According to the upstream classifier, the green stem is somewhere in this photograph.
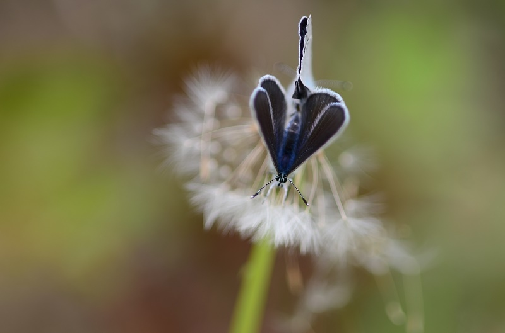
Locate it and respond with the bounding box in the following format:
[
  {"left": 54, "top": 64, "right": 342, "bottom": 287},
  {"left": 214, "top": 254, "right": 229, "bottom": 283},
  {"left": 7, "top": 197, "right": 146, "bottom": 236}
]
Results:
[{"left": 230, "top": 239, "right": 276, "bottom": 333}]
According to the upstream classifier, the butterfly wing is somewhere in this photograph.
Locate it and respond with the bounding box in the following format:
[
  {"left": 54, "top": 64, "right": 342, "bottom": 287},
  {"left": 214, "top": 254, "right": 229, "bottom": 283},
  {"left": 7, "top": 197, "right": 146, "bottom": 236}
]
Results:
[
  {"left": 299, "top": 88, "right": 343, "bottom": 139},
  {"left": 250, "top": 75, "right": 287, "bottom": 171},
  {"left": 286, "top": 90, "right": 349, "bottom": 174}
]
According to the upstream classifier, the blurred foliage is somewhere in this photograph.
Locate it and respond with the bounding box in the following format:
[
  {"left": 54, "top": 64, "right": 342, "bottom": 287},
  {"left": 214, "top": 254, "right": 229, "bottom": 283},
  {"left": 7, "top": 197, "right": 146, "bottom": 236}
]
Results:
[{"left": 1, "top": 0, "right": 505, "bottom": 332}]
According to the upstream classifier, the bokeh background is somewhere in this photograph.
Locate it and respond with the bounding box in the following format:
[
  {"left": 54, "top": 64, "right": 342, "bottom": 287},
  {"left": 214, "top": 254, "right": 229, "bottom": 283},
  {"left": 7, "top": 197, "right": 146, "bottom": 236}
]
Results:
[{"left": 1, "top": 0, "right": 505, "bottom": 332}]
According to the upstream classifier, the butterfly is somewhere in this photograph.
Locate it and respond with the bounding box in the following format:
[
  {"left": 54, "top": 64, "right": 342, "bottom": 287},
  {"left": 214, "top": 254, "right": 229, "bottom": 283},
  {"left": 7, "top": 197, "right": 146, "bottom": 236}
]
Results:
[{"left": 250, "top": 15, "right": 350, "bottom": 206}]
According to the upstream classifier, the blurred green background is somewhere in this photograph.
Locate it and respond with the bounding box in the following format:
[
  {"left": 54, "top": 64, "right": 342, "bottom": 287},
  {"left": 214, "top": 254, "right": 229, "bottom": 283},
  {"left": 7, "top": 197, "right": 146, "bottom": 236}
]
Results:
[{"left": 1, "top": 0, "right": 505, "bottom": 332}]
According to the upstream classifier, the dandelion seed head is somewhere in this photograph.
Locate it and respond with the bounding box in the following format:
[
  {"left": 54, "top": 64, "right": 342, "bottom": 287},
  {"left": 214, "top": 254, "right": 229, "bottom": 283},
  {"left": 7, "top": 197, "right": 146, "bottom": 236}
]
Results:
[
  {"left": 153, "top": 9, "right": 420, "bottom": 278},
  {"left": 156, "top": 14, "right": 423, "bottom": 331},
  {"left": 155, "top": 65, "right": 394, "bottom": 254}
]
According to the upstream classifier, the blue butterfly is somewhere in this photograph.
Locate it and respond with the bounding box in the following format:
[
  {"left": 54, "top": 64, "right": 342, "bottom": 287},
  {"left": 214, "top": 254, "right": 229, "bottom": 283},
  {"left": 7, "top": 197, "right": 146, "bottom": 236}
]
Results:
[{"left": 250, "top": 16, "right": 350, "bottom": 206}]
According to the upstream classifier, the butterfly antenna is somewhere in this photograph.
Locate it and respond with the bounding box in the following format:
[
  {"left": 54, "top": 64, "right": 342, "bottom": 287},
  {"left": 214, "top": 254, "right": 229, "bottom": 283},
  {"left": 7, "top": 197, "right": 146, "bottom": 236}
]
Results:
[
  {"left": 288, "top": 179, "right": 309, "bottom": 206},
  {"left": 251, "top": 178, "right": 276, "bottom": 199}
]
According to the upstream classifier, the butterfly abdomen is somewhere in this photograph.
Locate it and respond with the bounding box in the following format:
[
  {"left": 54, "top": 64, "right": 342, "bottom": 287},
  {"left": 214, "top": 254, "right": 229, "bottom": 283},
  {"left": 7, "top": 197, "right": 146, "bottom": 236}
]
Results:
[{"left": 277, "top": 113, "right": 302, "bottom": 173}]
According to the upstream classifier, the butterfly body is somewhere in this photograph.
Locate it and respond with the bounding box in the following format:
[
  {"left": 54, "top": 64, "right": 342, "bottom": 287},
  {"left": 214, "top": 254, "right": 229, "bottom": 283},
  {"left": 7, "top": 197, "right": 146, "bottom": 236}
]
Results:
[
  {"left": 250, "top": 16, "right": 349, "bottom": 206},
  {"left": 278, "top": 111, "right": 302, "bottom": 174}
]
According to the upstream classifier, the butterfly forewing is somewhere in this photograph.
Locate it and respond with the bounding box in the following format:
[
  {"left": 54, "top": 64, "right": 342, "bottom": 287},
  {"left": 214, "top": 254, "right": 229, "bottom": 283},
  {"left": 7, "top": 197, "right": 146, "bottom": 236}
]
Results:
[
  {"left": 288, "top": 97, "right": 348, "bottom": 174},
  {"left": 259, "top": 76, "right": 287, "bottom": 147},
  {"left": 250, "top": 76, "right": 288, "bottom": 171},
  {"left": 299, "top": 91, "right": 342, "bottom": 146}
]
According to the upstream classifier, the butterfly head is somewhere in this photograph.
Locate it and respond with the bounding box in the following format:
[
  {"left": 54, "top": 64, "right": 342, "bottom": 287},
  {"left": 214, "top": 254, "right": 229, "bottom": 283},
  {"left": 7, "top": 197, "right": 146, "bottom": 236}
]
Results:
[
  {"left": 275, "top": 173, "right": 288, "bottom": 186},
  {"left": 292, "top": 78, "right": 309, "bottom": 101}
]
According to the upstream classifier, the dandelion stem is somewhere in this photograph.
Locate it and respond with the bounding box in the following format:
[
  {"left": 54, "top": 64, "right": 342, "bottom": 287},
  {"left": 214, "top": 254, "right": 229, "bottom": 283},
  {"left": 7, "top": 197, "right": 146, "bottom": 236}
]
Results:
[{"left": 230, "top": 239, "right": 276, "bottom": 333}]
